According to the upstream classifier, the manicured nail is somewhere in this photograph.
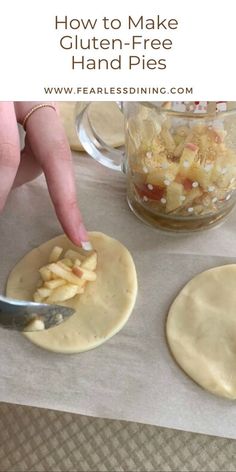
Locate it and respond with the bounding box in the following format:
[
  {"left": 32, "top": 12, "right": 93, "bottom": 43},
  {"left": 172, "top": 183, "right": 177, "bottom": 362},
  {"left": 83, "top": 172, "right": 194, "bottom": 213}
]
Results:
[
  {"left": 81, "top": 241, "right": 93, "bottom": 251},
  {"left": 79, "top": 223, "right": 93, "bottom": 251}
]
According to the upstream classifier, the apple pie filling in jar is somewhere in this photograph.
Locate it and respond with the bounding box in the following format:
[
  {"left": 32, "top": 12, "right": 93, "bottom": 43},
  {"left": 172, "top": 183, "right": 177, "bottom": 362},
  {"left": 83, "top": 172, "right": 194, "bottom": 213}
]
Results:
[{"left": 126, "top": 102, "right": 236, "bottom": 231}]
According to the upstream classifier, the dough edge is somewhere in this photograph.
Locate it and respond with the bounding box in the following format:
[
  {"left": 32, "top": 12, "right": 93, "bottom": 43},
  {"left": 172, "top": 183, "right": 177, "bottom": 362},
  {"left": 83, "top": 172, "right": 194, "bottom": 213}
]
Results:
[
  {"left": 6, "top": 232, "right": 138, "bottom": 354},
  {"left": 166, "top": 264, "right": 236, "bottom": 400}
]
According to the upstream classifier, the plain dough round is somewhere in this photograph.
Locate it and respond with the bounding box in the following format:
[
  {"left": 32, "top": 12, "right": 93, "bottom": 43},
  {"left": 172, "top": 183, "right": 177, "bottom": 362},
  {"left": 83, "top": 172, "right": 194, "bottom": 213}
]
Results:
[
  {"left": 6, "top": 232, "right": 137, "bottom": 354},
  {"left": 166, "top": 265, "right": 236, "bottom": 399},
  {"left": 58, "top": 102, "right": 124, "bottom": 151}
]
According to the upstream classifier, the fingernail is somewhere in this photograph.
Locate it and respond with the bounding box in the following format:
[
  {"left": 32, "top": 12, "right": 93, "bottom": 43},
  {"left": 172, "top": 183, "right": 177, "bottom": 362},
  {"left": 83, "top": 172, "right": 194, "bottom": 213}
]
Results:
[
  {"left": 79, "top": 223, "right": 93, "bottom": 251},
  {"left": 81, "top": 241, "right": 93, "bottom": 251}
]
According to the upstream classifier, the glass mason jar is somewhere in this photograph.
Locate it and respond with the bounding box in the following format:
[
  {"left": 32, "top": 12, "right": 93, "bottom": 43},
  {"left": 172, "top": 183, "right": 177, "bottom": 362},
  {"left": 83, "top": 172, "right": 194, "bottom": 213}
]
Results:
[{"left": 76, "top": 101, "right": 236, "bottom": 231}]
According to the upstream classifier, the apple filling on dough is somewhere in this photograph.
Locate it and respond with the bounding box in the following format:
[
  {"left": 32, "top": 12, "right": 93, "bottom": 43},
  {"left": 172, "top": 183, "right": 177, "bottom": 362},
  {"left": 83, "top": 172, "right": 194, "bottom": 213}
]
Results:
[
  {"left": 34, "top": 246, "right": 97, "bottom": 304},
  {"left": 6, "top": 232, "right": 138, "bottom": 353}
]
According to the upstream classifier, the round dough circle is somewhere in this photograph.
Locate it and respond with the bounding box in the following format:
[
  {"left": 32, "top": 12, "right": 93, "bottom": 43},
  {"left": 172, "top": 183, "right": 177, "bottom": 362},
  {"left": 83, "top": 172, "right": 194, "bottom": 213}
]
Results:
[
  {"left": 6, "top": 232, "right": 137, "bottom": 354},
  {"left": 166, "top": 265, "right": 236, "bottom": 399},
  {"left": 58, "top": 102, "right": 124, "bottom": 151}
]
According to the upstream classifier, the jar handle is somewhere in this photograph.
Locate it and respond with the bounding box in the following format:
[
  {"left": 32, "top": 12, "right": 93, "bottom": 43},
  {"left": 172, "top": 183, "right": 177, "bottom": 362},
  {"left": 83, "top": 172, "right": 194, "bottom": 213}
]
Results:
[{"left": 75, "top": 103, "right": 125, "bottom": 172}]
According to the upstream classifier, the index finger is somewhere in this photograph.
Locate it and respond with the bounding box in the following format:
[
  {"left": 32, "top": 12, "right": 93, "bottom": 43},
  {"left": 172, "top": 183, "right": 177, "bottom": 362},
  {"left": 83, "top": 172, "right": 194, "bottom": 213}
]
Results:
[
  {"left": 0, "top": 102, "right": 20, "bottom": 211},
  {"left": 18, "top": 104, "right": 90, "bottom": 247}
]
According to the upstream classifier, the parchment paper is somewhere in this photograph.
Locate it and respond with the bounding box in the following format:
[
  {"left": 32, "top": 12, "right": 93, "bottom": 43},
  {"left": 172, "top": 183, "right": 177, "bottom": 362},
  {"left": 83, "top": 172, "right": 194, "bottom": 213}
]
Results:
[{"left": 1, "top": 153, "right": 236, "bottom": 439}]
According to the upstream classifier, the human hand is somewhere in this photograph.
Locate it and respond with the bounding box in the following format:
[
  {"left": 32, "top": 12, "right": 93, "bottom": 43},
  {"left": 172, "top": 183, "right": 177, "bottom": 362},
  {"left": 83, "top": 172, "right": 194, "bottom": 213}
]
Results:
[{"left": 0, "top": 101, "right": 91, "bottom": 249}]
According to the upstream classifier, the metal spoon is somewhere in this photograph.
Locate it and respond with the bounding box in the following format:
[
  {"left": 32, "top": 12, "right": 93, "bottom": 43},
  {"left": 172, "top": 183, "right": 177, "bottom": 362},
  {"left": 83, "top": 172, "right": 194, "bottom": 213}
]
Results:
[{"left": 0, "top": 295, "right": 75, "bottom": 332}]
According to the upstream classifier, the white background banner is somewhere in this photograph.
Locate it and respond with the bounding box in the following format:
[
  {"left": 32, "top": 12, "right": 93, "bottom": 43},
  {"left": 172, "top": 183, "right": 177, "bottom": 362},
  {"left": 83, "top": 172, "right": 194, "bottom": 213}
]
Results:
[{"left": 0, "top": 0, "right": 235, "bottom": 100}]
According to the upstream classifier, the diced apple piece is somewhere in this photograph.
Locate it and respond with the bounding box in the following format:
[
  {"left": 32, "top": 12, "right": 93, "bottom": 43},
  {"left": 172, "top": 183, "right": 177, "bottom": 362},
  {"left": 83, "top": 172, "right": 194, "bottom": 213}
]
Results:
[
  {"left": 146, "top": 170, "right": 165, "bottom": 187},
  {"left": 191, "top": 124, "right": 207, "bottom": 135},
  {"left": 175, "top": 126, "right": 189, "bottom": 137},
  {"left": 146, "top": 163, "right": 178, "bottom": 187},
  {"left": 52, "top": 273, "right": 60, "bottom": 280},
  {"left": 166, "top": 182, "right": 185, "bottom": 212},
  {"left": 74, "top": 259, "right": 81, "bottom": 267},
  {"left": 174, "top": 131, "right": 195, "bottom": 158},
  {"left": 45, "top": 279, "right": 66, "bottom": 289},
  {"left": 199, "top": 133, "right": 210, "bottom": 145},
  {"left": 60, "top": 258, "right": 73, "bottom": 268},
  {"left": 48, "top": 246, "right": 63, "bottom": 263},
  {"left": 173, "top": 134, "right": 184, "bottom": 146},
  {"left": 39, "top": 266, "right": 52, "bottom": 282},
  {"left": 211, "top": 151, "right": 236, "bottom": 185},
  {"left": 198, "top": 134, "right": 219, "bottom": 160},
  {"left": 187, "top": 163, "right": 213, "bottom": 189},
  {"left": 48, "top": 263, "right": 85, "bottom": 286},
  {"left": 185, "top": 143, "right": 198, "bottom": 152},
  {"left": 216, "top": 171, "right": 236, "bottom": 189},
  {"left": 143, "top": 148, "right": 167, "bottom": 171},
  {"left": 141, "top": 119, "right": 156, "bottom": 142},
  {"left": 193, "top": 205, "right": 204, "bottom": 215},
  {"left": 181, "top": 178, "right": 194, "bottom": 191},
  {"left": 160, "top": 128, "right": 175, "bottom": 153},
  {"left": 213, "top": 188, "right": 228, "bottom": 201},
  {"left": 72, "top": 266, "right": 97, "bottom": 282},
  {"left": 46, "top": 284, "right": 80, "bottom": 303},
  {"left": 169, "top": 163, "right": 181, "bottom": 180},
  {"left": 57, "top": 261, "right": 72, "bottom": 272},
  {"left": 25, "top": 318, "right": 45, "bottom": 332},
  {"left": 184, "top": 188, "right": 202, "bottom": 206},
  {"left": 33, "top": 293, "right": 43, "bottom": 303},
  {"left": 81, "top": 252, "right": 97, "bottom": 271},
  {"left": 64, "top": 249, "right": 85, "bottom": 262},
  {"left": 174, "top": 140, "right": 186, "bottom": 158},
  {"left": 152, "top": 154, "right": 169, "bottom": 169},
  {"left": 212, "top": 159, "right": 228, "bottom": 181},
  {"left": 78, "top": 286, "right": 85, "bottom": 294},
  {"left": 179, "top": 145, "right": 198, "bottom": 176},
  {"left": 202, "top": 195, "right": 213, "bottom": 208},
  {"left": 37, "top": 287, "right": 52, "bottom": 298}
]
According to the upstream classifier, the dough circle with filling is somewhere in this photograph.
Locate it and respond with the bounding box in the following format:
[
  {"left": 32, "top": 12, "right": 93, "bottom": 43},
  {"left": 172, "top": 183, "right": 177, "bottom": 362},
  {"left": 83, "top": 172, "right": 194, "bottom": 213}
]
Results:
[
  {"left": 6, "top": 232, "right": 137, "bottom": 354},
  {"left": 166, "top": 264, "right": 236, "bottom": 399}
]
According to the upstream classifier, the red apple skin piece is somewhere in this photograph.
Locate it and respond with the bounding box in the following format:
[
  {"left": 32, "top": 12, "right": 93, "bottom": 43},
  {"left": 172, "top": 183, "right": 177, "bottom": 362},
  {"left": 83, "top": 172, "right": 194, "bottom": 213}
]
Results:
[
  {"left": 185, "top": 143, "right": 199, "bottom": 152},
  {"left": 72, "top": 266, "right": 96, "bottom": 282},
  {"left": 182, "top": 178, "right": 194, "bottom": 192},
  {"left": 72, "top": 266, "right": 83, "bottom": 278},
  {"left": 135, "top": 184, "right": 165, "bottom": 201}
]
